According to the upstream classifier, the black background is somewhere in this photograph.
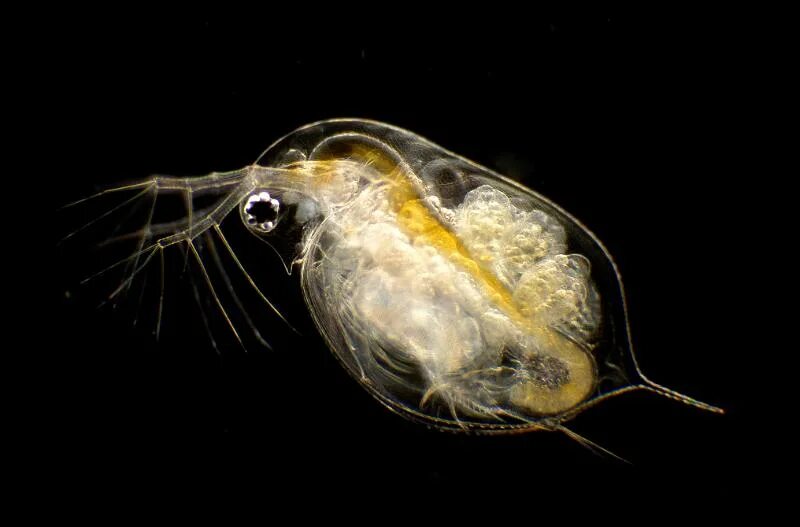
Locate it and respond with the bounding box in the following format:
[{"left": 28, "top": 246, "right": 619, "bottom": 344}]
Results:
[{"left": 38, "top": 11, "right": 753, "bottom": 509}]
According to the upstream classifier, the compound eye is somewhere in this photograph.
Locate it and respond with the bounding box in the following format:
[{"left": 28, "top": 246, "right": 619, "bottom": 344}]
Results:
[{"left": 243, "top": 191, "right": 281, "bottom": 233}]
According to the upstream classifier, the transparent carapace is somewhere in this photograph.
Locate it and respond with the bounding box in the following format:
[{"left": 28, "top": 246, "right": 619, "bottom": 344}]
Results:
[{"left": 62, "top": 118, "right": 723, "bottom": 450}]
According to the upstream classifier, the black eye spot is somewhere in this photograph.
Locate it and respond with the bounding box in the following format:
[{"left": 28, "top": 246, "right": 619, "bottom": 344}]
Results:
[{"left": 245, "top": 200, "right": 279, "bottom": 225}]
